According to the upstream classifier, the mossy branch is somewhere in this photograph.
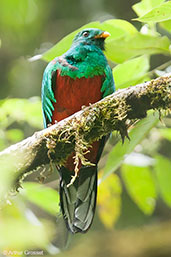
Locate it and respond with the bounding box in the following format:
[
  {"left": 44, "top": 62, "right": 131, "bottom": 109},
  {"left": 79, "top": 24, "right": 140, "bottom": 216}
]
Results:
[{"left": 0, "top": 74, "right": 170, "bottom": 188}]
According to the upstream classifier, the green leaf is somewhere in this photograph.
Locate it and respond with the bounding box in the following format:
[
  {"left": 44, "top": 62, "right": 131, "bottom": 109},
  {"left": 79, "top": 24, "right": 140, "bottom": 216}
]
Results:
[
  {"left": 6, "top": 129, "right": 24, "bottom": 143},
  {"left": 0, "top": 218, "right": 53, "bottom": 249},
  {"left": 41, "top": 20, "right": 169, "bottom": 64},
  {"left": 106, "top": 32, "right": 170, "bottom": 63},
  {"left": 97, "top": 173, "right": 122, "bottom": 228},
  {"left": 41, "top": 19, "right": 137, "bottom": 62},
  {"left": 21, "top": 182, "right": 60, "bottom": 215},
  {"left": 40, "top": 19, "right": 169, "bottom": 64},
  {"left": 103, "top": 112, "right": 159, "bottom": 180},
  {"left": 0, "top": 191, "right": 54, "bottom": 250},
  {"left": 0, "top": 98, "right": 42, "bottom": 128},
  {"left": 160, "top": 20, "right": 171, "bottom": 33},
  {"left": 102, "top": 19, "right": 137, "bottom": 38},
  {"left": 159, "top": 128, "right": 171, "bottom": 141},
  {"left": 113, "top": 55, "right": 150, "bottom": 89},
  {"left": 132, "top": 0, "right": 165, "bottom": 17},
  {"left": 155, "top": 155, "right": 171, "bottom": 207},
  {"left": 135, "top": 2, "right": 171, "bottom": 23},
  {"left": 122, "top": 164, "right": 156, "bottom": 214}
]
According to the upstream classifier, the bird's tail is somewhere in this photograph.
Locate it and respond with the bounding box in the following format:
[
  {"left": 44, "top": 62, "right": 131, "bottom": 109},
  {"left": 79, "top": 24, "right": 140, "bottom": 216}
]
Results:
[{"left": 59, "top": 165, "right": 97, "bottom": 233}]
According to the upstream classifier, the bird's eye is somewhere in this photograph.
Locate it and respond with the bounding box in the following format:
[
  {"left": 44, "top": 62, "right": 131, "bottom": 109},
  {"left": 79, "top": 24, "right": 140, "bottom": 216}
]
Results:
[{"left": 83, "top": 31, "right": 89, "bottom": 37}]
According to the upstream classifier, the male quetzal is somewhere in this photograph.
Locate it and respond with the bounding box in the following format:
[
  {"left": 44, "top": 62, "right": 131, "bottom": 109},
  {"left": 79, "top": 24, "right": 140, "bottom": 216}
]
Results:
[{"left": 41, "top": 28, "right": 115, "bottom": 233}]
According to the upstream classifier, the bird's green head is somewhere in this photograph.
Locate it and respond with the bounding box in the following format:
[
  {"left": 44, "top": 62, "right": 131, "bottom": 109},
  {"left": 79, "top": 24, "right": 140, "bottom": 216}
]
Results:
[{"left": 73, "top": 28, "right": 110, "bottom": 50}]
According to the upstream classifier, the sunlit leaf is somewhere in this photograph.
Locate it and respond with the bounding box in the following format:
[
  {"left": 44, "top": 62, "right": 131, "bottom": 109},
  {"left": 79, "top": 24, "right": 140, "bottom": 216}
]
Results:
[
  {"left": 132, "top": 0, "right": 165, "bottom": 17},
  {"left": 97, "top": 172, "right": 122, "bottom": 228},
  {"left": 21, "top": 182, "right": 60, "bottom": 215},
  {"left": 135, "top": 2, "right": 171, "bottom": 23},
  {"left": 42, "top": 22, "right": 170, "bottom": 64},
  {"left": 159, "top": 128, "right": 171, "bottom": 141},
  {"left": 0, "top": 218, "right": 53, "bottom": 249},
  {"left": 0, "top": 98, "right": 42, "bottom": 128},
  {"left": 113, "top": 55, "right": 150, "bottom": 89},
  {"left": 155, "top": 155, "right": 171, "bottom": 207},
  {"left": 160, "top": 20, "right": 171, "bottom": 32},
  {"left": 102, "top": 112, "right": 159, "bottom": 180},
  {"left": 0, "top": 183, "right": 54, "bottom": 251},
  {"left": 122, "top": 164, "right": 156, "bottom": 214},
  {"left": 41, "top": 19, "right": 137, "bottom": 62},
  {"left": 132, "top": 74, "right": 151, "bottom": 88},
  {"left": 102, "top": 19, "right": 137, "bottom": 37},
  {"left": 106, "top": 33, "right": 170, "bottom": 63},
  {"left": 6, "top": 129, "right": 24, "bottom": 143}
]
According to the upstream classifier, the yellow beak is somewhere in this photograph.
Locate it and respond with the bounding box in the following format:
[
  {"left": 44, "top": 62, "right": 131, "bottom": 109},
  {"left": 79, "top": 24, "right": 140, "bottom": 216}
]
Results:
[{"left": 94, "top": 31, "right": 111, "bottom": 39}]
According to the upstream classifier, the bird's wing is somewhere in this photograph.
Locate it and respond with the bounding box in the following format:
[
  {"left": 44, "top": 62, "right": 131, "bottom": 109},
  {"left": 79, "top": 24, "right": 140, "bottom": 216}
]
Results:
[
  {"left": 101, "top": 64, "right": 115, "bottom": 97},
  {"left": 41, "top": 59, "right": 59, "bottom": 128},
  {"left": 42, "top": 59, "right": 114, "bottom": 127}
]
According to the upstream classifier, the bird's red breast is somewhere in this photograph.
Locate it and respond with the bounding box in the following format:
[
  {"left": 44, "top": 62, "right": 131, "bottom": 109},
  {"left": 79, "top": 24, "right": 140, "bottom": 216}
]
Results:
[
  {"left": 52, "top": 71, "right": 104, "bottom": 122},
  {"left": 52, "top": 71, "right": 104, "bottom": 171}
]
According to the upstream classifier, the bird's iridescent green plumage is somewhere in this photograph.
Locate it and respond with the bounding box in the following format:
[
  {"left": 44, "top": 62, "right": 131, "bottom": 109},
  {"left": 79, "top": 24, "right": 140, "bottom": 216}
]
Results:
[
  {"left": 42, "top": 28, "right": 114, "bottom": 127},
  {"left": 41, "top": 28, "right": 115, "bottom": 233}
]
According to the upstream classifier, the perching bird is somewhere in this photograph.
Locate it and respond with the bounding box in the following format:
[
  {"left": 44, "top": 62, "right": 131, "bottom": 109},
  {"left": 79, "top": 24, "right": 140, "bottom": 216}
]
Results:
[{"left": 41, "top": 28, "right": 115, "bottom": 233}]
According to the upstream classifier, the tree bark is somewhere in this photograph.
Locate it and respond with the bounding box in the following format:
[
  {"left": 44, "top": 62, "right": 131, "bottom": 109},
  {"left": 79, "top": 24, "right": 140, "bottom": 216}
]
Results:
[{"left": 0, "top": 74, "right": 170, "bottom": 188}]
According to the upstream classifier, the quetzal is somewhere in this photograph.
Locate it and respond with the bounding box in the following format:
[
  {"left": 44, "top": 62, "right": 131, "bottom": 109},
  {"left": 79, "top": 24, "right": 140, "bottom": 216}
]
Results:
[{"left": 41, "top": 28, "right": 115, "bottom": 233}]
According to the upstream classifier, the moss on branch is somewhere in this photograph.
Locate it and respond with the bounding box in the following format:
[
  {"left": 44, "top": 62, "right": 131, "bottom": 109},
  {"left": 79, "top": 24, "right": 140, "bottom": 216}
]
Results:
[{"left": 0, "top": 74, "right": 170, "bottom": 189}]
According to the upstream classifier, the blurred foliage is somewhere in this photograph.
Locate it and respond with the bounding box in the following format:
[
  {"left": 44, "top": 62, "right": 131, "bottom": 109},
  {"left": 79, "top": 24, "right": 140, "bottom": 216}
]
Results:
[
  {"left": 159, "top": 127, "right": 171, "bottom": 141},
  {"left": 102, "top": 112, "right": 159, "bottom": 180},
  {"left": 134, "top": 1, "right": 171, "bottom": 23},
  {"left": 155, "top": 155, "right": 171, "bottom": 207},
  {"left": 0, "top": 97, "right": 42, "bottom": 151},
  {"left": 0, "top": 0, "right": 171, "bottom": 255},
  {"left": 112, "top": 55, "right": 150, "bottom": 88},
  {"left": 41, "top": 19, "right": 170, "bottom": 63},
  {"left": 0, "top": 198, "right": 54, "bottom": 250},
  {"left": 21, "top": 182, "right": 60, "bottom": 215},
  {"left": 97, "top": 172, "right": 122, "bottom": 228},
  {"left": 122, "top": 164, "right": 156, "bottom": 215},
  {"left": 132, "top": 0, "right": 165, "bottom": 17}
]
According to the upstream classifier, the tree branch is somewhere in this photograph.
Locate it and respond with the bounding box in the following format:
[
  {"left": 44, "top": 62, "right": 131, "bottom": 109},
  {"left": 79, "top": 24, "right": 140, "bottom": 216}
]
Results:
[{"left": 0, "top": 74, "right": 170, "bottom": 188}]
